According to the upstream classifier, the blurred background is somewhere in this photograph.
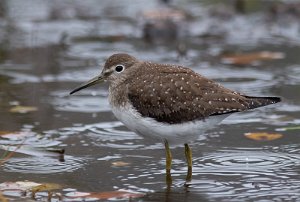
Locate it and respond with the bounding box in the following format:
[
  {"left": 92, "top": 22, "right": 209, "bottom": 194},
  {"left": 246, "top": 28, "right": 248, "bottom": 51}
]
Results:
[{"left": 0, "top": 0, "right": 300, "bottom": 201}]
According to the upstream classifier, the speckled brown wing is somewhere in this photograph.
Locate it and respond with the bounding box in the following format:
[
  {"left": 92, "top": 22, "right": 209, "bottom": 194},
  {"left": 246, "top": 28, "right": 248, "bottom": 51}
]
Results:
[{"left": 128, "top": 63, "right": 280, "bottom": 124}]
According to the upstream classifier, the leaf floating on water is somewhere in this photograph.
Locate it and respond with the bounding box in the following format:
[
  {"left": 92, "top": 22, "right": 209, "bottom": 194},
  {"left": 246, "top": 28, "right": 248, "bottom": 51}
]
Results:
[
  {"left": 111, "top": 161, "right": 130, "bottom": 167},
  {"left": 66, "top": 190, "right": 144, "bottom": 200},
  {"left": 245, "top": 132, "right": 283, "bottom": 141},
  {"left": 9, "top": 106, "right": 38, "bottom": 113},
  {"left": 221, "top": 51, "right": 285, "bottom": 66},
  {"left": 30, "top": 183, "right": 61, "bottom": 192},
  {"left": 88, "top": 191, "right": 144, "bottom": 200}
]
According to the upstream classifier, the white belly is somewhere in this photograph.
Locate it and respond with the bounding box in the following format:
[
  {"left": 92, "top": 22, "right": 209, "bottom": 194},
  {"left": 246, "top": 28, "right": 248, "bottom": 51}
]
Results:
[{"left": 111, "top": 103, "right": 228, "bottom": 145}]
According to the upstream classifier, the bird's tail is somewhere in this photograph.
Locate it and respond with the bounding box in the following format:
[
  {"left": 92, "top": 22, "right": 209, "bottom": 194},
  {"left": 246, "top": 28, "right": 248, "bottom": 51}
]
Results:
[{"left": 244, "top": 96, "right": 281, "bottom": 109}]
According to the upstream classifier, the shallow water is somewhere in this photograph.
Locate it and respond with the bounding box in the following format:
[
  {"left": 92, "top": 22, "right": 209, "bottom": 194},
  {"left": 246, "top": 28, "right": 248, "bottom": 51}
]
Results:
[{"left": 0, "top": 0, "right": 300, "bottom": 201}]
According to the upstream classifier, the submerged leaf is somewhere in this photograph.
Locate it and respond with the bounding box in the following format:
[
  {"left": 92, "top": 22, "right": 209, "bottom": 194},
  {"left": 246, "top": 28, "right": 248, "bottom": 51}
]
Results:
[
  {"left": 9, "top": 106, "right": 38, "bottom": 113},
  {"left": 245, "top": 132, "right": 283, "bottom": 141},
  {"left": 221, "top": 51, "right": 285, "bottom": 65}
]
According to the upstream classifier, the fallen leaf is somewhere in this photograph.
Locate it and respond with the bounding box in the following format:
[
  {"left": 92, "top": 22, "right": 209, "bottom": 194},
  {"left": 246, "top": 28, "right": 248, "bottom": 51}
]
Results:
[
  {"left": 9, "top": 106, "right": 38, "bottom": 113},
  {"left": 245, "top": 132, "right": 283, "bottom": 141},
  {"left": 111, "top": 161, "right": 130, "bottom": 167},
  {"left": 30, "top": 183, "right": 61, "bottom": 192},
  {"left": 221, "top": 51, "right": 285, "bottom": 65},
  {"left": 88, "top": 191, "right": 144, "bottom": 199},
  {"left": 65, "top": 191, "right": 144, "bottom": 200}
]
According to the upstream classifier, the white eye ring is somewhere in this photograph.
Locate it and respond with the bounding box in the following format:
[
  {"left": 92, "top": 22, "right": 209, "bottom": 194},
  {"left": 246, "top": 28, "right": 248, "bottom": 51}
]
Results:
[{"left": 115, "top": 65, "right": 124, "bottom": 73}]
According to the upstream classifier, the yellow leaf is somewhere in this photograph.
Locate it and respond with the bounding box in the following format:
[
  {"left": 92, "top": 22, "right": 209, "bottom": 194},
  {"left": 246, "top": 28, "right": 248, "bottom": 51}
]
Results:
[
  {"left": 31, "top": 183, "right": 61, "bottom": 192},
  {"left": 9, "top": 106, "right": 38, "bottom": 113},
  {"left": 111, "top": 161, "right": 130, "bottom": 167},
  {"left": 245, "top": 132, "right": 283, "bottom": 141}
]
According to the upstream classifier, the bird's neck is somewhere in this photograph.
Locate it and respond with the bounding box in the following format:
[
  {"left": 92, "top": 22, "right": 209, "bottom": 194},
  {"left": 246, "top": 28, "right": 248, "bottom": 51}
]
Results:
[{"left": 108, "top": 80, "right": 129, "bottom": 109}]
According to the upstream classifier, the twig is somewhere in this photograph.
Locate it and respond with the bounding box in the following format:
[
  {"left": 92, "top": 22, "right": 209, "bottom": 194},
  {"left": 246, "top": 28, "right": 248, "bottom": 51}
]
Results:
[{"left": 0, "top": 140, "right": 26, "bottom": 166}]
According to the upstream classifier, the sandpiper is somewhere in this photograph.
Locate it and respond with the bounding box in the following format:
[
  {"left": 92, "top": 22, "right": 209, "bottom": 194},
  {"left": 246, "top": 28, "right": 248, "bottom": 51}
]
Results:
[{"left": 70, "top": 53, "right": 281, "bottom": 182}]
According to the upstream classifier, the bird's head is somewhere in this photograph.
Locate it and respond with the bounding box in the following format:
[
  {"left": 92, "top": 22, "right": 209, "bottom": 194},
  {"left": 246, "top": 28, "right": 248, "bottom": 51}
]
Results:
[{"left": 70, "top": 53, "right": 138, "bottom": 95}]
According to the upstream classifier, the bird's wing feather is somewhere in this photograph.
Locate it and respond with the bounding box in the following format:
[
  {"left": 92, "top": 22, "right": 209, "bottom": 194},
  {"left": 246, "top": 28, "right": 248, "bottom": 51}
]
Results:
[{"left": 127, "top": 64, "right": 278, "bottom": 124}]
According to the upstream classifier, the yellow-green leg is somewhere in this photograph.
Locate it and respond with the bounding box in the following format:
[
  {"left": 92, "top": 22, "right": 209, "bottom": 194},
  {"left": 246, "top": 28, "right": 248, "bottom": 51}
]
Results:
[
  {"left": 164, "top": 140, "right": 172, "bottom": 186},
  {"left": 184, "top": 143, "right": 192, "bottom": 182}
]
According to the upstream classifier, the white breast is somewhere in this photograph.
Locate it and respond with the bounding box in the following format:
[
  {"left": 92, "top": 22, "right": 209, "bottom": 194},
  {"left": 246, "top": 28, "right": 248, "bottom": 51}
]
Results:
[{"left": 111, "top": 103, "right": 228, "bottom": 145}]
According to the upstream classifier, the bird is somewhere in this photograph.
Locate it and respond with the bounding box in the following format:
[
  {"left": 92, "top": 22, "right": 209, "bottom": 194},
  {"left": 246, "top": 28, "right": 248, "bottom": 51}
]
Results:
[{"left": 70, "top": 53, "right": 281, "bottom": 183}]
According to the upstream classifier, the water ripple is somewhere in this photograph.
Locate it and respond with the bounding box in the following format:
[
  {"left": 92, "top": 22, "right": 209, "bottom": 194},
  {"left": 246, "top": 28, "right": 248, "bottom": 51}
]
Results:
[
  {"left": 3, "top": 155, "right": 84, "bottom": 174},
  {"left": 194, "top": 150, "right": 300, "bottom": 176},
  {"left": 174, "top": 147, "right": 300, "bottom": 201}
]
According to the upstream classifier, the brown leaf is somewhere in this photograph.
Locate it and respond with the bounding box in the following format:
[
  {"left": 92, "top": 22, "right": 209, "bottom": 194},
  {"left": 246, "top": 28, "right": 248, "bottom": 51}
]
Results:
[
  {"left": 88, "top": 191, "right": 144, "bottom": 200},
  {"left": 111, "top": 161, "right": 130, "bottom": 167},
  {"left": 221, "top": 51, "right": 285, "bottom": 65},
  {"left": 245, "top": 132, "right": 283, "bottom": 141},
  {"left": 66, "top": 191, "right": 144, "bottom": 200},
  {"left": 9, "top": 106, "right": 38, "bottom": 113}
]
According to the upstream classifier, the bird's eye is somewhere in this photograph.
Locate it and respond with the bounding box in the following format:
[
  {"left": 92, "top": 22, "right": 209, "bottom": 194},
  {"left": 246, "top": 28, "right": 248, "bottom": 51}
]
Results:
[{"left": 115, "top": 65, "right": 124, "bottom": 73}]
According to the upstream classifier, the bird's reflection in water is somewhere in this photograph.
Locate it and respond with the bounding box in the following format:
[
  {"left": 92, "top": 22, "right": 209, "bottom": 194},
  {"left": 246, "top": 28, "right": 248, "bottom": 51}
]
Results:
[{"left": 141, "top": 176, "right": 207, "bottom": 202}]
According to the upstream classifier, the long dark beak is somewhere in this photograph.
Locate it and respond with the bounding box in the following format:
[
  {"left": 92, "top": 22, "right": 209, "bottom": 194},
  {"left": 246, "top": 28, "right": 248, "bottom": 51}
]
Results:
[{"left": 70, "top": 75, "right": 104, "bottom": 95}]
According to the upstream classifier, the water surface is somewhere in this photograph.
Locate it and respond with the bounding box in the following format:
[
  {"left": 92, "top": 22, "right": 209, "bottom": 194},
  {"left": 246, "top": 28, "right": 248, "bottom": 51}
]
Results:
[{"left": 0, "top": 0, "right": 300, "bottom": 201}]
